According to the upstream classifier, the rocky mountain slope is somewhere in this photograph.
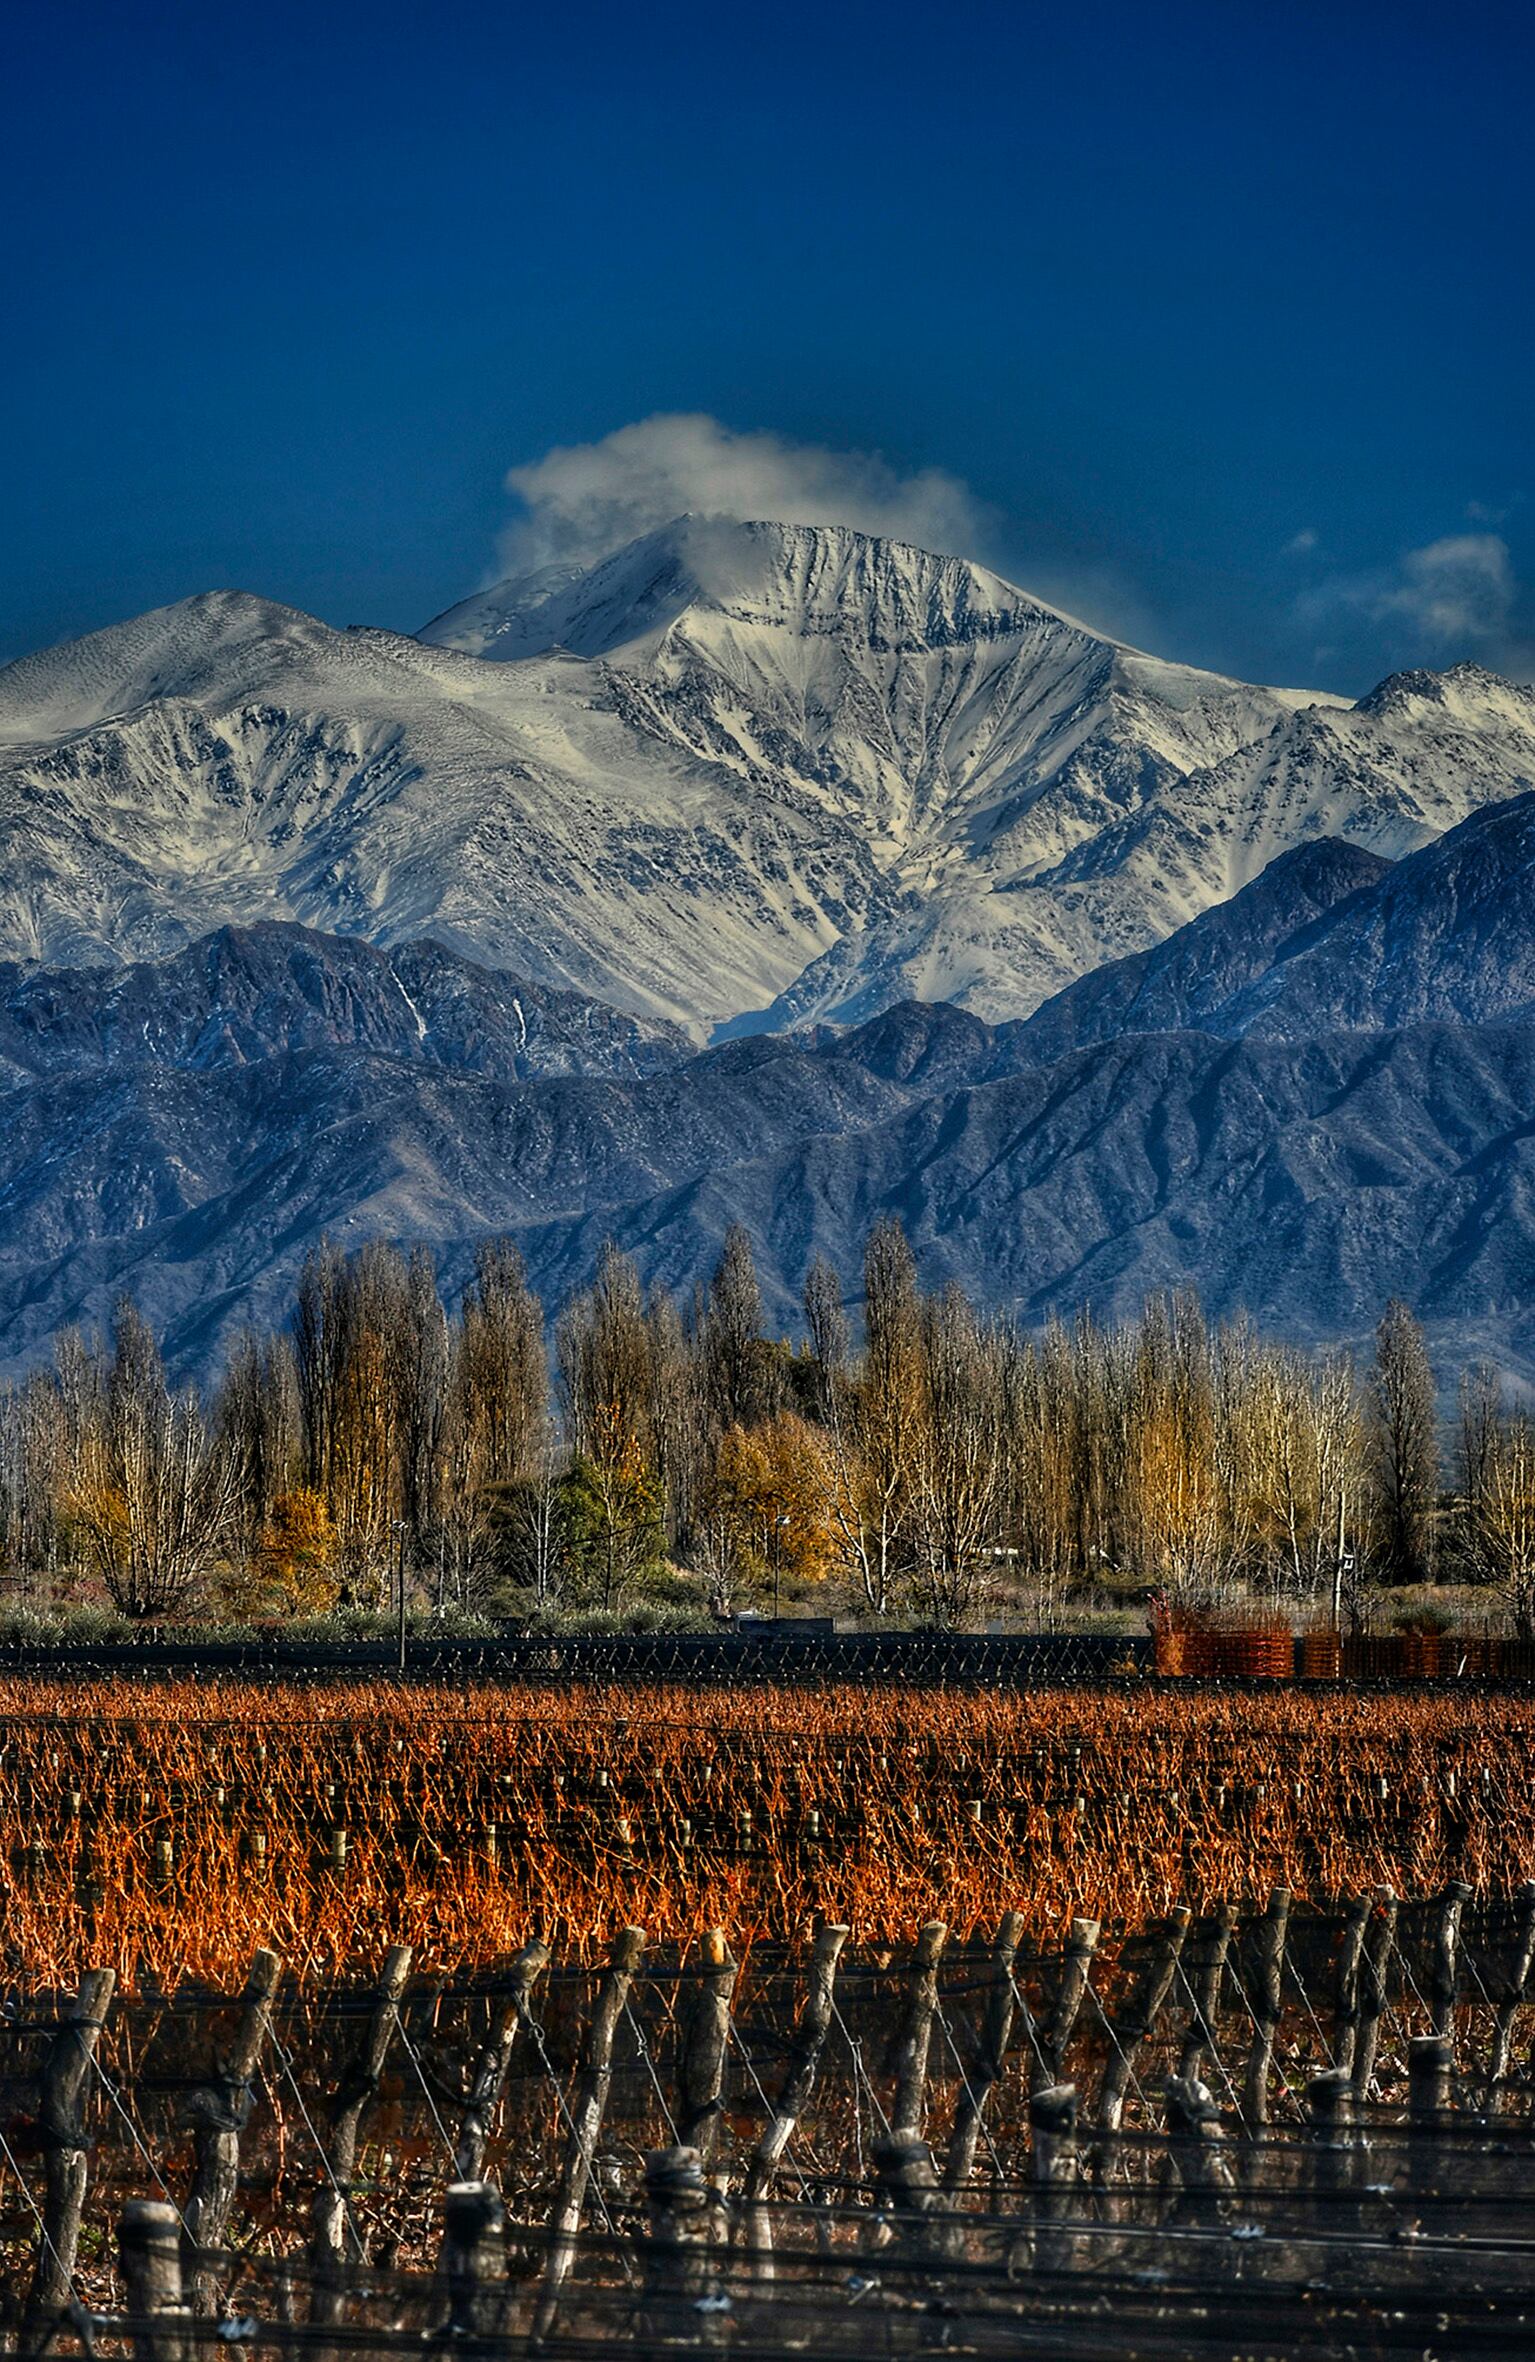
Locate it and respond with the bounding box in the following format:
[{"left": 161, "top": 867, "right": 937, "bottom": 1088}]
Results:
[
  {"left": 7, "top": 519, "right": 1535, "bottom": 1034},
  {"left": 3, "top": 960, "right": 1534, "bottom": 1380},
  {"left": 0, "top": 922, "right": 689, "bottom": 1087},
  {"left": 1013, "top": 791, "right": 1535, "bottom": 1061},
  {"left": 1004, "top": 837, "right": 1394, "bottom": 1064},
  {"left": 6, "top": 518, "right": 1535, "bottom": 1383},
  {"left": 4, "top": 791, "right": 1535, "bottom": 1378},
  {"left": 513, "top": 1016, "right": 1535, "bottom": 1382}
]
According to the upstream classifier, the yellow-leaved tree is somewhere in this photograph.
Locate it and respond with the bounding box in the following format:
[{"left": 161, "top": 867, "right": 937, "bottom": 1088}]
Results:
[
  {"left": 702, "top": 1411, "right": 836, "bottom": 1614},
  {"left": 257, "top": 1488, "right": 340, "bottom": 1616}
]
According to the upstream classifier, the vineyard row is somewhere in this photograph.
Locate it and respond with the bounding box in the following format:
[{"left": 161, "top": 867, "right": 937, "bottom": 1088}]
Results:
[{"left": 6, "top": 1889, "right": 1535, "bottom": 2358}]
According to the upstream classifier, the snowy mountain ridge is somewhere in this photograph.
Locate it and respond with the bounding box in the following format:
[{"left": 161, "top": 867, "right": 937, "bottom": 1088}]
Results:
[{"left": 4, "top": 519, "right": 1534, "bottom": 1033}]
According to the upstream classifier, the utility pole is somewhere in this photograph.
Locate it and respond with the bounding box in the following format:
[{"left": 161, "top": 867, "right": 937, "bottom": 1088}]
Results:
[{"left": 395, "top": 1519, "right": 409, "bottom": 1674}]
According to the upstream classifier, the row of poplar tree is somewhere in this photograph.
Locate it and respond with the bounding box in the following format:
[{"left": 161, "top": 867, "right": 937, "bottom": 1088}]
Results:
[{"left": 0, "top": 1222, "right": 1529, "bottom": 1627}]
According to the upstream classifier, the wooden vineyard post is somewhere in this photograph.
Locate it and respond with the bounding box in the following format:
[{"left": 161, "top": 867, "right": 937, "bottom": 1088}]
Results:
[
  {"left": 1332, "top": 1897, "right": 1372, "bottom": 2080},
  {"left": 311, "top": 1941, "right": 413, "bottom": 2319},
  {"left": 1305, "top": 2069, "right": 1357, "bottom": 2203},
  {"left": 1431, "top": 1880, "right": 1473, "bottom": 2041},
  {"left": 1409, "top": 2032, "right": 1454, "bottom": 2116},
  {"left": 891, "top": 1920, "right": 948, "bottom": 2140},
  {"left": 944, "top": 1911, "right": 1026, "bottom": 2190},
  {"left": 677, "top": 1929, "right": 737, "bottom": 2165},
  {"left": 1177, "top": 1903, "right": 1235, "bottom": 2085},
  {"left": 183, "top": 1945, "right": 283, "bottom": 2310},
  {"left": 1487, "top": 1879, "right": 1535, "bottom": 2111},
  {"left": 1095, "top": 1907, "right": 1191, "bottom": 2147},
  {"left": 1038, "top": 1917, "right": 1102, "bottom": 2094},
  {"left": 639, "top": 2146, "right": 718, "bottom": 2345},
  {"left": 1354, "top": 1889, "right": 1398, "bottom": 2101},
  {"left": 1241, "top": 1888, "right": 1290, "bottom": 2128},
  {"left": 441, "top": 2180, "right": 508, "bottom": 2352},
  {"left": 741, "top": 1921, "right": 848, "bottom": 2276},
  {"left": 1029, "top": 2083, "right": 1079, "bottom": 2273},
  {"left": 454, "top": 1937, "right": 551, "bottom": 2181},
  {"left": 1162, "top": 2075, "right": 1230, "bottom": 2227},
  {"left": 871, "top": 2132, "right": 960, "bottom": 2268},
  {"left": 1408, "top": 2033, "right": 1454, "bottom": 2196},
  {"left": 28, "top": 1965, "right": 116, "bottom": 2326},
  {"left": 119, "top": 2200, "right": 189, "bottom": 2362},
  {"left": 533, "top": 1925, "right": 645, "bottom": 2342}
]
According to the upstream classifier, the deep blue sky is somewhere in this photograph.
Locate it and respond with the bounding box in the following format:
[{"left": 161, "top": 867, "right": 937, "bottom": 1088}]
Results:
[{"left": 4, "top": 0, "right": 1531, "bottom": 690}]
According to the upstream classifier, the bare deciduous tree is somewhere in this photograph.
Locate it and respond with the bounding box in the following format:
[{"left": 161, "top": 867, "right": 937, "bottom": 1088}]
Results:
[
  {"left": 1368, "top": 1300, "right": 1439, "bottom": 1587},
  {"left": 907, "top": 1287, "right": 1003, "bottom": 1630},
  {"left": 67, "top": 1304, "right": 240, "bottom": 1618},
  {"left": 0, "top": 1222, "right": 1511, "bottom": 1637}
]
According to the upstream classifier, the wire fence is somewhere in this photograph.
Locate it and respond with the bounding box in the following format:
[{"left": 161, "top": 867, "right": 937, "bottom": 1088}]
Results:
[
  {"left": 0, "top": 1629, "right": 1151, "bottom": 1684},
  {"left": 6, "top": 1893, "right": 1535, "bottom": 2356},
  {"left": 7, "top": 1625, "right": 1535, "bottom": 1686}
]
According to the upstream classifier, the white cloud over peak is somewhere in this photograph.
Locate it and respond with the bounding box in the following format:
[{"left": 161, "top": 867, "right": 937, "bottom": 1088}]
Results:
[
  {"left": 486, "top": 421, "right": 1533, "bottom": 690},
  {"left": 496, "top": 413, "right": 993, "bottom": 575},
  {"left": 1380, "top": 534, "right": 1517, "bottom": 643},
  {"left": 1298, "top": 532, "right": 1532, "bottom": 677}
]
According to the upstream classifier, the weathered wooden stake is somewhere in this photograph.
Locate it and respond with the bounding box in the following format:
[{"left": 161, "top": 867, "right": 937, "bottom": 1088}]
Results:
[
  {"left": 891, "top": 1920, "right": 948, "bottom": 2140},
  {"left": 1488, "top": 1878, "right": 1535, "bottom": 2110},
  {"left": 742, "top": 1921, "right": 848, "bottom": 2276},
  {"left": 1431, "top": 1879, "right": 1473, "bottom": 2040},
  {"left": 871, "top": 2132, "right": 960, "bottom": 2267},
  {"left": 1177, "top": 1903, "right": 1235, "bottom": 2084},
  {"left": 1353, "top": 1888, "right": 1398, "bottom": 2101},
  {"left": 311, "top": 1941, "right": 413, "bottom": 2320},
  {"left": 183, "top": 1945, "right": 283, "bottom": 2310},
  {"left": 944, "top": 1910, "right": 1025, "bottom": 2189},
  {"left": 533, "top": 1925, "right": 645, "bottom": 2342},
  {"left": 1332, "top": 1896, "right": 1372, "bottom": 2079},
  {"left": 677, "top": 1929, "right": 737, "bottom": 2164},
  {"left": 118, "top": 2199, "right": 189, "bottom": 2362},
  {"left": 30, "top": 1965, "right": 116, "bottom": 2322},
  {"left": 1483, "top": 1880, "right": 1530, "bottom": 2106},
  {"left": 1240, "top": 1888, "right": 1290, "bottom": 2127},
  {"left": 1408, "top": 2032, "right": 1454, "bottom": 2195},
  {"left": 453, "top": 1936, "right": 551, "bottom": 2181},
  {"left": 1304, "top": 2068, "right": 1357, "bottom": 2201},
  {"left": 1096, "top": 1906, "right": 1191, "bottom": 2142},
  {"left": 441, "top": 2180, "right": 508, "bottom": 2351},
  {"left": 1029, "top": 2081, "right": 1079, "bottom": 2273},
  {"left": 1162, "top": 2074, "right": 1230, "bottom": 2226},
  {"left": 639, "top": 2146, "right": 718, "bottom": 2345},
  {"left": 744, "top": 1919, "right": 848, "bottom": 2202},
  {"left": 1039, "top": 1917, "right": 1101, "bottom": 2092}
]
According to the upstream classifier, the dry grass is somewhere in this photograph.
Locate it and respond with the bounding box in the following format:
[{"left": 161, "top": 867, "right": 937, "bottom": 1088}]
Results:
[{"left": 0, "top": 1676, "right": 1529, "bottom": 1989}]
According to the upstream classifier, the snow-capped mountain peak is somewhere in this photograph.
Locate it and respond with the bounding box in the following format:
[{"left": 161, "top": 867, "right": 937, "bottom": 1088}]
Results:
[
  {"left": 429, "top": 514, "right": 1328, "bottom": 951},
  {"left": 0, "top": 591, "right": 331, "bottom": 750},
  {"left": 3, "top": 518, "right": 1535, "bottom": 1030}
]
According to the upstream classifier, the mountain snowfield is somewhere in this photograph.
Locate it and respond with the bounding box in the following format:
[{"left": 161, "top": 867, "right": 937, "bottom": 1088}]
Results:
[
  {"left": 5, "top": 514, "right": 1535, "bottom": 1377},
  {"left": 6, "top": 517, "right": 1535, "bottom": 1034}
]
